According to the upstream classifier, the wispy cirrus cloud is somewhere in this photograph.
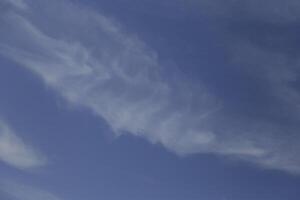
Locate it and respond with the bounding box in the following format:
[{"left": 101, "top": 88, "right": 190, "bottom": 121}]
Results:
[
  {"left": 1, "top": 0, "right": 28, "bottom": 10},
  {"left": 1, "top": 0, "right": 300, "bottom": 174},
  {"left": 189, "top": 0, "right": 300, "bottom": 22},
  {"left": 0, "top": 121, "right": 46, "bottom": 170},
  {"left": 0, "top": 181, "right": 62, "bottom": 200},
  {"left": 0, "top": 0, "right": 220, "bottom": 155}
]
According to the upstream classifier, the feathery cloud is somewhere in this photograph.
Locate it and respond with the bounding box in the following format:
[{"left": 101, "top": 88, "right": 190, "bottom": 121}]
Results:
[
  {"left": 1, "top": 0, "right": 28, "bottom": 10},
  {"left": 1, "top": 181, "right": 62, "bottom": 200},
  {"left": 0, "top": 121, "right": 46, "bottom": 170},
  {"left": 1, "top": 0, "right": 300, "bottom": 174}
]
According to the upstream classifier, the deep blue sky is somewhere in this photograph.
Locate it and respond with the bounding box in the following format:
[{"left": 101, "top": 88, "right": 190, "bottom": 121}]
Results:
[{"left": 1, "top": 0, "right": 300, "bottom": 200}]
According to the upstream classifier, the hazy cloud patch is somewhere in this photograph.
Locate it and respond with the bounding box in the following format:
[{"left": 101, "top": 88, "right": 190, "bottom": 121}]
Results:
[
  {"left": 0, "top": 121, "right": 46, "bottom": 170},
  {"left": 1, "top": 0, "right": 300, "bottom": 174}
]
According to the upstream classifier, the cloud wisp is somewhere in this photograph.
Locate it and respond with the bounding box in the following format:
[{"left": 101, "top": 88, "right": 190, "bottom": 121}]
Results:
[
  {"left": 1, "top": 0, "right": 28, "bottom": 10},
  {"left": 0, "top": 0, "right": 220, "bottom": 155},
  {"left": 0, "top": 181, "right": 62, "bottom": 200},
  {"left": 0, "top": 121, "right": 46, "bottom": 170},
  {"left": 1, "top": 0, "right": 300, "bottom": 174}
]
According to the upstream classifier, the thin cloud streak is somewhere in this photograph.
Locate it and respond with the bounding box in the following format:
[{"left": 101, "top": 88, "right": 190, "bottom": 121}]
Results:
[
  {"left": 1, "top": 0, "right": 300, "bottom": 174},
  {"left": 0, "top": 121, "right": 46, "bottom": 170},
  {"left": 1, "top": 181, "right": 62, "bottom": 200},
  {"left": 1, "top": 0, "right": 28, "bottom": 10}
]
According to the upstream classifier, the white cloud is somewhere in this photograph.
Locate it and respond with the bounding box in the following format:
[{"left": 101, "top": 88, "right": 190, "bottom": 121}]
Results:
[
  {"left": 0, "top": 121, "right": 46, "bottom": 170},
  {"left": 1, "top": 181, "right": 62, "bottom": 200},
  {"left": 1, "top": 0, "right": 300, "bottom": 174},
  {"left": 0, "top": 0, "right": 220, "bottom": 156},
  {"left": 190, "top": 0, "right": 300, "bottom": 23},
  {"left": 1, "top": 0, "right": 28, "bottom": 10}
]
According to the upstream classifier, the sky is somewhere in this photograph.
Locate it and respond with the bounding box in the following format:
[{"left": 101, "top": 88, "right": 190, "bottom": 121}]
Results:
[{"left": 0, "top": 0, "right": 300, "bottom": 199}]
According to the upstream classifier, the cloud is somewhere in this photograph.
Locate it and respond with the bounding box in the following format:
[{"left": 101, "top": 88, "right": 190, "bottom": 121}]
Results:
[
  {"left": 0, "top": 121, "right": 46, "bottom": 170},
  {"left": 189, "top": 0, "right": 300, "bottom": 23},
  {"left": 1, "top": 0, "right": 300, "bottom": 174},
  {"left": 0, "top": 0, "right": 220, "bottom": 155},
  {"left": 1, "top": 181, "right": 62, "bottom": 200},
  {"left": 1, "top": 0, "right": 28, "bottom": 10},
  {"left": 193, "top": 0, "right": 300, "bottom": 172}
]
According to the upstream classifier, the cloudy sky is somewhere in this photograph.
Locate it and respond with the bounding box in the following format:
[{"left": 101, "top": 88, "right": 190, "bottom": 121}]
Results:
[{"left": 1, "top": 0, "right": 300, "bottom": 199}]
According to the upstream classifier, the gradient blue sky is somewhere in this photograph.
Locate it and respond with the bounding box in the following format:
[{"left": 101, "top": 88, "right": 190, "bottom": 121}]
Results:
[{"left": 1, "top": 0, "right": 300, "bottom": 199}]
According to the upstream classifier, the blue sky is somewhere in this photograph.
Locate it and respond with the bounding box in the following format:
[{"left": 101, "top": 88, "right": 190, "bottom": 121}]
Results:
[{"left": 1, "top": 0, "right": 300, "bottom": 199}]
